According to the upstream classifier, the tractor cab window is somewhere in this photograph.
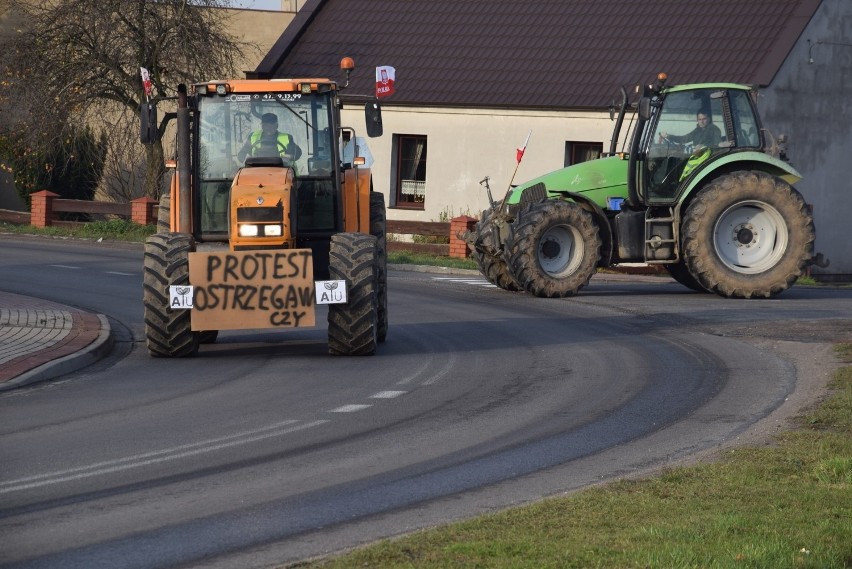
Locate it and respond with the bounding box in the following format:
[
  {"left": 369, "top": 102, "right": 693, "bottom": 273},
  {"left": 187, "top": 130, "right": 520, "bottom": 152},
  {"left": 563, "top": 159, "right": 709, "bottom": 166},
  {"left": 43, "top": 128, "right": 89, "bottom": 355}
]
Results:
[
  {"left": 644, "top": 89, "right": 727, "bottom": 202},
  {"left": 729, "top": 90, "right": 761, "bottom": 148},
  {"left": 195, "top": 92, "right": 336, "bottom": 235}
]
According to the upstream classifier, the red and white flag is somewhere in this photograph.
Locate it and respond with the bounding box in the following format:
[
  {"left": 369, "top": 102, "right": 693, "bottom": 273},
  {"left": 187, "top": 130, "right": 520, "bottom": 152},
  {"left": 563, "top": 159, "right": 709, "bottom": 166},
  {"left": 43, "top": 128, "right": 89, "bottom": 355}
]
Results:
[
  {"left": 375, "top": 66, "right": 395, "bottom": 98},
  {"left": 516, "top": 130, "right": 532, "bottom": 163},
  {"left": 140, "top": 67, "right": 153, "bottom": 97}
]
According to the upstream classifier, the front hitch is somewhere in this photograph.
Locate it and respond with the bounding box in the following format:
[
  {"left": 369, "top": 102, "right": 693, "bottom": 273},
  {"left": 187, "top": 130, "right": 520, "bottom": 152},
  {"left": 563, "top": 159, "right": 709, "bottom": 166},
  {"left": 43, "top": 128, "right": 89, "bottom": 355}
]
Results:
[{"left": 462, "top": 210, "right": 511, "bottom": 259}]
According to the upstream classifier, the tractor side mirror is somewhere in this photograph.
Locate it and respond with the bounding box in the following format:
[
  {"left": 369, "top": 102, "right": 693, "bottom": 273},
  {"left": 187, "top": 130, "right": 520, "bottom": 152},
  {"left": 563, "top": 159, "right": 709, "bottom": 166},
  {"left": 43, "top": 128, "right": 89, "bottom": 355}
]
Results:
[
  {"left": 638, "top": 97, "right": 651, "bottom": 121},
  {"left": 140, "top": 102, "right": 159, "bottom": 144},
  {"left": 365, "top": 101, "right": 383, "bottom": 138}
]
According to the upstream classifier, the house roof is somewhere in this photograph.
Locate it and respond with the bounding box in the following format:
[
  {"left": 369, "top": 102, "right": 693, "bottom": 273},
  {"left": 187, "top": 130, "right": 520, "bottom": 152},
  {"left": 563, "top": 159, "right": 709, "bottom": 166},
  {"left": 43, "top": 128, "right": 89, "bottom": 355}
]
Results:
[{"left": 255, "top": 0, "right": 821, "bottom": 110}]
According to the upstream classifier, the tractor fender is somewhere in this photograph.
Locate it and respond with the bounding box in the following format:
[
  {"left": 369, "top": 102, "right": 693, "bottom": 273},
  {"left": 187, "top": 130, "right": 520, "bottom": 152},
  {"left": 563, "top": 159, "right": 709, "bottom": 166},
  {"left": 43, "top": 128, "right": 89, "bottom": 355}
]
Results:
[{"left": 678, "top": 151, "right": 803, "bottom": 210}]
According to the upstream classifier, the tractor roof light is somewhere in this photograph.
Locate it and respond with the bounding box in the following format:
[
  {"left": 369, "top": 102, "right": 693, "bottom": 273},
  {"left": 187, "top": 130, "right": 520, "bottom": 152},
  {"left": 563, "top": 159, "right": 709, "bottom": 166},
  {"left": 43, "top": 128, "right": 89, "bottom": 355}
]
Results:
[
  {"left": 300, "top": 83, "right": 312, "bottom": 94},
  {"left": 340, "top": 56, "right": 355, "bottom": 89},
  {"left": 195, "top": 82, "right": 229, "bottom": 96}
]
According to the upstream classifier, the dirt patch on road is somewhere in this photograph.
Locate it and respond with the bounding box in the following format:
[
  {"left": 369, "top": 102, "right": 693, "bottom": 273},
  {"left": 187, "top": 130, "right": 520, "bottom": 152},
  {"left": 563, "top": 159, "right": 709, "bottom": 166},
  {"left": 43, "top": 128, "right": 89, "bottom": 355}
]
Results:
[{"left": 704, "top": 319, "right": 852, "bottom": 344}]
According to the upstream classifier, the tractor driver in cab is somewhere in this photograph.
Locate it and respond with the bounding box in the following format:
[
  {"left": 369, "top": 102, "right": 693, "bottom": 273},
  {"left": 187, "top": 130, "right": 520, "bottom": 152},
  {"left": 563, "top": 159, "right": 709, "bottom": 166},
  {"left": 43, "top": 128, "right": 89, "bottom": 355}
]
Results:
[
  {"left": 660, "top": 111, "right": 722, "bottom": 150},
  {"left": 238, "top": 112, "right": 302, "bottom": 165}
]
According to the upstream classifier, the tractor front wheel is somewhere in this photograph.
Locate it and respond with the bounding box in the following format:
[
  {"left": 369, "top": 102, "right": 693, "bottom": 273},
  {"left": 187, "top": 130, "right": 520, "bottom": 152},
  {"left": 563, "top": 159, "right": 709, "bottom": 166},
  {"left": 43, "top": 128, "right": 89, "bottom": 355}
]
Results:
[
  {"left": 327, "top": 233, "right": 379, "bottom": 356},
  {"left": 681, "top": 171, "right": 815, "bottom": 298},
  {"left": 369, "top": 192, "right": 389, "bottom": 342},
  {"left": 143, "top": 233, "right": 199, "bottom": 357},
  {"left": 505, "top": 200, "right": 601, "bottom": 298}
]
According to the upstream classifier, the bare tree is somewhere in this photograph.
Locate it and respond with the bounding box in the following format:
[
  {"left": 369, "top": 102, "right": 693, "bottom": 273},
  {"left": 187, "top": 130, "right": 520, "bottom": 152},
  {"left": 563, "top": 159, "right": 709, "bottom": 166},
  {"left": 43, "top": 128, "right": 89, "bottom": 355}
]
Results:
[{"left": 0, "top": 0, "right": 253, "bottom": 199}]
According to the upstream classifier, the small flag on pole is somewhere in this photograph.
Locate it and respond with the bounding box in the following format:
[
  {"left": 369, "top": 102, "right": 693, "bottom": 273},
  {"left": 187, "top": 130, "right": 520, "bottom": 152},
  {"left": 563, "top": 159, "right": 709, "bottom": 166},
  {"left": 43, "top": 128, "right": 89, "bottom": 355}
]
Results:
[
  {"left": 140, "top": 67, "right": 153, "bottom": 97},
  {"left": 375, "top": 66, "right": 395, "bottom": 98},
  {"left": 516, "top": 130, "right": 532, "bottom": 163}
]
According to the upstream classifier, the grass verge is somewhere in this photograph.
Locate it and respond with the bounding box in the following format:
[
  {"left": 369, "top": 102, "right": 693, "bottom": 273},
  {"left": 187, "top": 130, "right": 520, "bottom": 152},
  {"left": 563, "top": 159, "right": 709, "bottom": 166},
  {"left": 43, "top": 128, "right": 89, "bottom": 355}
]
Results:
[
  {"left": 388, "top": 250, "right": 477, "bottom": 271},
  {"left": 1, "top": 220, "right": 156, "bottom": 242},
  {"left": 299, "top": 345, "right": 852, "bottom": 569}
]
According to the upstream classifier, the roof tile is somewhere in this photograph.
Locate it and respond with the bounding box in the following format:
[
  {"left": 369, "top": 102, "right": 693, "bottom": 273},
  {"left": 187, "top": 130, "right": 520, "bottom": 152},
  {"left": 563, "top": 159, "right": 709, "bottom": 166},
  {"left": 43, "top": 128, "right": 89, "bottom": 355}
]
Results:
[{"left": 257, "top": 0, "right": 821, "bottom": 109}]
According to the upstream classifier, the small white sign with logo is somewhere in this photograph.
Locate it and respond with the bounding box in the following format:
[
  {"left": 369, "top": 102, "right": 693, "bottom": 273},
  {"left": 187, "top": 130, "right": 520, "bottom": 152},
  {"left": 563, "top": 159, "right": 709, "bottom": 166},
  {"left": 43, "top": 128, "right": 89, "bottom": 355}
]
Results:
[
  {"left": 170, "top": 285, "right": 194, "bottom": 310},
  {"left": 315, "top": 280, "right": 347, "bottom": 304}
]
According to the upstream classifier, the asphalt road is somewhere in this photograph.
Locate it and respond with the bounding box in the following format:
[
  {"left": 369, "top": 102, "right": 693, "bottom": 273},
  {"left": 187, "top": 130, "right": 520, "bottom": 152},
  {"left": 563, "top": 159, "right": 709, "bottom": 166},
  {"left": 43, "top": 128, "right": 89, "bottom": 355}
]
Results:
[{"left": 0, "top": 235, "right": 849, "bottom": 568}]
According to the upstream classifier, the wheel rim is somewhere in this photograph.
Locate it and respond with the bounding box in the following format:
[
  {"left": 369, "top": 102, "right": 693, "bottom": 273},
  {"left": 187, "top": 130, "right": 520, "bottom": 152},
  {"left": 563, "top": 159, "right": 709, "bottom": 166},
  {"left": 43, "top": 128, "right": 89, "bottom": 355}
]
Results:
[
  {"left": 713, "top": 200, "right": 788, "bottom": 274},
  {"left": 537, "top": 224, "right": 584, "bottom": 277}
]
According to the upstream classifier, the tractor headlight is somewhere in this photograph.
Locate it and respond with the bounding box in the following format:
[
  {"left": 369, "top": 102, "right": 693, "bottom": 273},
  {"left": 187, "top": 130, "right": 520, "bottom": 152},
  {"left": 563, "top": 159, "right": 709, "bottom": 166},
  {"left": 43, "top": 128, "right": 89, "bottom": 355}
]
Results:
[
  {"left": 264, "top": 224, "right": 282, "bottom": 237},
  {"left": 239, "top": 224, "right": 259, "bottom": 237}
]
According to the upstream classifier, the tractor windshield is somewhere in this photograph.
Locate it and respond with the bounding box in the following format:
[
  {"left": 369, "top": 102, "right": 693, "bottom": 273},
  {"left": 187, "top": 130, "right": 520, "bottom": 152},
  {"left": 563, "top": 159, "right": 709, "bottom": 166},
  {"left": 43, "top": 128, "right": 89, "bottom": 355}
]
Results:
[
  {"left": 195, "top": 92, "right": 337, "bottom": 235},
  {"left": 197, "top": 91, "right": 335, "bottom": 181}
]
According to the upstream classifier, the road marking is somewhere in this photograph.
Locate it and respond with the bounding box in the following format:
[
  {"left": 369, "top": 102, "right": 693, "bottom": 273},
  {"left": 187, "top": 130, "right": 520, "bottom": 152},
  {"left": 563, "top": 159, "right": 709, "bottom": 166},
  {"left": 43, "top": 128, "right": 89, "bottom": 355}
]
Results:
[
  {"left": 396, "top": 359, "right": 432, "bottom": 386},
  {"left": 432, "top": 277, "right": 496, "bottom": 287},
  {"left": 105, "top": 271, "right": 135, "bottom": 276},
  {"left": 329, "top": 404, "right": 372, "bottom": 413},
  {"left": 422, "top": 350, "right": 457, "bottom": 386},
  {"left": 49, "top": 265, "right": 81, "bottom": 270},
  {"left": 370, "top": 390, "right": 407, "bottom": 399},
  {"left": 0, "top": 419, "right": 329, "bottom": 494}
]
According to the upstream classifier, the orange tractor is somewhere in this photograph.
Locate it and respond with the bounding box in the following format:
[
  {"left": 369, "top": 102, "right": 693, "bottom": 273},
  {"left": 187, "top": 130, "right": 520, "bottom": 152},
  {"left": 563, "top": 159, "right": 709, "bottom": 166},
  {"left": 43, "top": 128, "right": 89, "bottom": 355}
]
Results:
[{"left": 141, "top": 58, "right": 387, "bottom": 357}]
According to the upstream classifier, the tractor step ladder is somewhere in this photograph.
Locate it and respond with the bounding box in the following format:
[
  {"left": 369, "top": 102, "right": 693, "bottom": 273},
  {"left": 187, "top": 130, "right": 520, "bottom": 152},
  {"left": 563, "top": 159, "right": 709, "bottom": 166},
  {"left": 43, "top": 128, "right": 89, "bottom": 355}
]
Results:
[{"left": 644, "top": 207, "right": 679, "bottom": 263}]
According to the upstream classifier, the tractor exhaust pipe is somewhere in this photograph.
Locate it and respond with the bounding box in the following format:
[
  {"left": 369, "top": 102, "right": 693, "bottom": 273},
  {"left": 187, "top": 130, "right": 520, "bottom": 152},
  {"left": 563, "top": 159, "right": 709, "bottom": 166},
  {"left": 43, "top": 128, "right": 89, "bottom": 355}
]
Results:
[{"left": 177, "top": 84, "right": 191, "bottom": 234}]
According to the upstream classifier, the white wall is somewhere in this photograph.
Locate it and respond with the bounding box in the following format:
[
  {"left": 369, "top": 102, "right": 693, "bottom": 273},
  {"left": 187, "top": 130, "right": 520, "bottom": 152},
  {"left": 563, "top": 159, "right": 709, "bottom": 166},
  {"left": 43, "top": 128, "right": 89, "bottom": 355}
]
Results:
[
  {"left": 343, "top": 105, "right": 616, "bottom": 222},
  {"left": 758, "top": 0, "right": 851, "bottom": 277}
]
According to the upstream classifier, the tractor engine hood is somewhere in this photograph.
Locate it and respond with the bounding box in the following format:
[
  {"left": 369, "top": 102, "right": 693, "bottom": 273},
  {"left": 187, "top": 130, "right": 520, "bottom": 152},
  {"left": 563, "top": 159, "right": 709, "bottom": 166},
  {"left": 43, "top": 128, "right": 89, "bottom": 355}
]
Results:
[
  {"left": 505, "top": 155, "right": 629, "bottom": 210},
  {"left": 229, "top": 166, "right": 295, "bottom": 248}
]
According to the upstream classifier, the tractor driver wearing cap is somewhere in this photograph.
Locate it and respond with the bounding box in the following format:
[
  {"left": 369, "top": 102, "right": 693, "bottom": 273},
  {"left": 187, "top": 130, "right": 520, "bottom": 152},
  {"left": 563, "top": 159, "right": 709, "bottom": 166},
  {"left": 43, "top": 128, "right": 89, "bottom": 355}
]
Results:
[{"left": 238, "top": 113, "right": 302, "bottom": 164}]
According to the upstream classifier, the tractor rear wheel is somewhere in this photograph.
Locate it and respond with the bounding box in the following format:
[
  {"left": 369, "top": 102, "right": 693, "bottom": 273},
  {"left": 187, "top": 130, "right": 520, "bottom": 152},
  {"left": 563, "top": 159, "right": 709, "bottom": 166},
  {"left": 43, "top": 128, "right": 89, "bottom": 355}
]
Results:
[
  {"left": 143, "top": 233, "right": 199, "bottom": 357},
  {"left": 370, "top": 192, "right": 388, "bottom": 342},
  {"left": 505, "top": 200, "right": 601, "bottom": 298},
  {"left": 471, "top": 207, "right": 522, "bottom": 291},
  {"left": 681, "top": 171, "right": 815, "bottom": 298},
  {"left": 327, "top": 233, "right": 379, "bottom": 356}
]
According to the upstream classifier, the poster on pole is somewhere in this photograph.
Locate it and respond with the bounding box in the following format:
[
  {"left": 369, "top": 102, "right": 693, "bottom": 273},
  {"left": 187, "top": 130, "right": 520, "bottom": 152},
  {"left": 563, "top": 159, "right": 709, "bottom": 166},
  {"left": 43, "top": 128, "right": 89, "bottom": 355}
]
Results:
[{"left": 375, "top": 66, "right": 395, "bottom": 98}]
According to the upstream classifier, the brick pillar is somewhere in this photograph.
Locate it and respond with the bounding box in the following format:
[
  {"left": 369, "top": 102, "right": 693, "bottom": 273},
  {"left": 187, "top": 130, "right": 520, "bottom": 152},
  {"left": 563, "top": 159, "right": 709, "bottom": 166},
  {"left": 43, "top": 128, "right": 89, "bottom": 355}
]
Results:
[
  {"left": 131, "top": 197, "right": 157, "bottom": 225},
  {"left": 30, "top": 190, "right": 59, "bottom": 228},
  {"left": 449, "top": 215, "right": 478, "bottom": 258}
]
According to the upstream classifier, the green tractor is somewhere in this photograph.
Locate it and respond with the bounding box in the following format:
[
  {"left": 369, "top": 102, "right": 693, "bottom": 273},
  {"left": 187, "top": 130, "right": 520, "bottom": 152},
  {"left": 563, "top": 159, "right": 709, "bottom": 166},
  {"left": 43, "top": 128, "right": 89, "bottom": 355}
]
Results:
[{"left": 466, "top": 73, "right": 828, "bottom": 299}]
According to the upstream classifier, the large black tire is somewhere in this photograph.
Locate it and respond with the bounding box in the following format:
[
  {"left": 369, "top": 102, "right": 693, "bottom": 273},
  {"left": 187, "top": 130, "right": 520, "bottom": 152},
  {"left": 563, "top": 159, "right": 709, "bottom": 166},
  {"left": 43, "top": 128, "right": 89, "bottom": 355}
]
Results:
[
  {"left": 681, "top": 170, "right": 815, "bottom": 299},
  {"left": 369, "top": 192, "right": 388, "bottom": 342},
  {"left": 143, "top": 233, "right": 199, "bottom": 357},
  {"left": 664, "top": 261, "right": 709, "bottom": 293},
  {"left": 327, "top": 233, "right": 379, "bottom": 356},
  {"left": 471, "top": 207, "right": 522, "bottom": 291},
  {"left": 505, "top": 200, "right": 601, "bottom": 298},
  {"left": 157, "top": 193, "right": 171, "bottom": 233}
]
